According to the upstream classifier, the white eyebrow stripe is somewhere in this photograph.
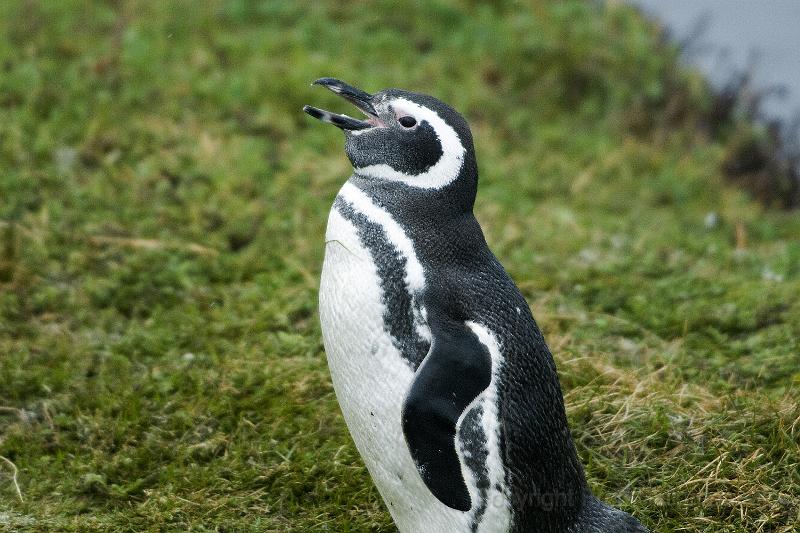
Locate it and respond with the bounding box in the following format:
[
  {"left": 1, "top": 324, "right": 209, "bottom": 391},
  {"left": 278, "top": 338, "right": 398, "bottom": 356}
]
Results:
[{"left": 353, "top": 97, "right": 465, "bottom": 190}]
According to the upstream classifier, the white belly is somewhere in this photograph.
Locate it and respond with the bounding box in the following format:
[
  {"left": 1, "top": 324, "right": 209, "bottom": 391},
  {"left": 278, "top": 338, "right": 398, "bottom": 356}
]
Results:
[
  {"left": 319, "top": 196, "right": 512, "bottom": 533},
  {"left": 319, "top": 208, "right": 471, "bottom": 532}
]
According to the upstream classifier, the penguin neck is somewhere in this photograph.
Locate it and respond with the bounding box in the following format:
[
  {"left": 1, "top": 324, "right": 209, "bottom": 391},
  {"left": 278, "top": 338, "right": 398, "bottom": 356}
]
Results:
[{"left": 349, "top": 152, "right": 479, "bottom": 225}]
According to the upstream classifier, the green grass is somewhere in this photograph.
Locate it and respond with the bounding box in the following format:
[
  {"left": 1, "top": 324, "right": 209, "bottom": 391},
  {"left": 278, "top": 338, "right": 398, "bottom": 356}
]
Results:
[{"left": 1, "top": 1, "right": 799, "bottom": 531}]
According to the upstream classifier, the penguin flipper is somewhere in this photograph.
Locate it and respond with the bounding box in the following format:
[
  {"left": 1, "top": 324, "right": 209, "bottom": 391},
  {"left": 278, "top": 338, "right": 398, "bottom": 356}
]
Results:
[{"left": 401, "top": 319, "right": 492, "bottom": 512}]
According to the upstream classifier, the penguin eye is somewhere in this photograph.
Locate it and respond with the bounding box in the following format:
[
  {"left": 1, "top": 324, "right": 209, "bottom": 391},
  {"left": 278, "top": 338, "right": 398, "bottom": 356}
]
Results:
[{"left": 398, "top": 116, "right": 417, "bottom": 128}]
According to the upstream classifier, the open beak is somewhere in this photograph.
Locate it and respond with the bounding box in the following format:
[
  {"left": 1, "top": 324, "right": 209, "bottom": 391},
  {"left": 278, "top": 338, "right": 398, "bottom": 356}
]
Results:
[{"left": 303, "top": 78, "right": 378, "bottom": 131}]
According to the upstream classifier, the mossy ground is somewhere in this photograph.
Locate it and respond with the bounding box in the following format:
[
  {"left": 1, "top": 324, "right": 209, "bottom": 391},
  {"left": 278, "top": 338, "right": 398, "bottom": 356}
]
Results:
[{"left": 1, "top": 1, "right": 798, "bottom": 532}]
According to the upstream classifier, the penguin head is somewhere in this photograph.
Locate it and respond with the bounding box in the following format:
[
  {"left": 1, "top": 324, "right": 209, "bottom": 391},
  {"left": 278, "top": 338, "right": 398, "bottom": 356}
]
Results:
[{"left": 304, "top": 78, "right": 477, "bottom": 193}]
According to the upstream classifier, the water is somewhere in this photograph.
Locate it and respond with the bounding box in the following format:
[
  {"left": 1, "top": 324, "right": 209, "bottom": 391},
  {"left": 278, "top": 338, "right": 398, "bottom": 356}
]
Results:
[{"left": 630, "top": 0, "right": 800, "bottom": 150}]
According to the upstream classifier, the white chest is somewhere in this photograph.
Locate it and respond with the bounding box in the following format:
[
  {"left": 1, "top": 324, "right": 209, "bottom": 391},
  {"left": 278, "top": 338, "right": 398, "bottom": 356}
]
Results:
[
  {"left": 319, "top": 206, "right": 471, "bottom": 532},
  {"left": 318, "top": 185, "right": 511, "bottom": 533}
]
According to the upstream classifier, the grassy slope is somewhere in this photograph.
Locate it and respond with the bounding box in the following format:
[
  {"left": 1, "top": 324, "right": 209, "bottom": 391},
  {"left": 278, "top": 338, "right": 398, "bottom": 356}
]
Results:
[{"left": 1, "top": 1, "right": 798, "bottom": 531}]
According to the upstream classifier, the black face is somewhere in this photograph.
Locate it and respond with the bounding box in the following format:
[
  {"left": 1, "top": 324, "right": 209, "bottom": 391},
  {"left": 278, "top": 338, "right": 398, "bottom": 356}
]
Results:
[
  {"left": 343, "top": 93, "right": 444, "bottom": 175},
  {"left": 304, "top": 79, "right": 475, "bottom": 183}
]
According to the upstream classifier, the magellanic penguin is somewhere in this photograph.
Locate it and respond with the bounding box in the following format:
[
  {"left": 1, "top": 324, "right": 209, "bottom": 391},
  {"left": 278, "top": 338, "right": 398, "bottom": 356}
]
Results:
[{"left": 304, "top": 78, "right": 648, "bottom": 533}]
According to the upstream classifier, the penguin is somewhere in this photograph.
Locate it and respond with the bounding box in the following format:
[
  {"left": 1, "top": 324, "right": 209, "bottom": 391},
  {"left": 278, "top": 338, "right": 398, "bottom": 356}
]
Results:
[{"left": 304, "top": 77, "right": 648, "bottom": 533}]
